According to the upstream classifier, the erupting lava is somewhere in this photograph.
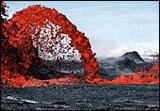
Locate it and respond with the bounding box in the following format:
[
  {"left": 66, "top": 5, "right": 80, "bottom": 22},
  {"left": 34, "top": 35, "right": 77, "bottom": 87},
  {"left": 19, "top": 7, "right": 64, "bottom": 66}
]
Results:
[
  {"left": 1, "top": 5, "right": 159, "bottom": 87},
  {"left": 98, "top": 62, "right": 159, "bottom": 84}
]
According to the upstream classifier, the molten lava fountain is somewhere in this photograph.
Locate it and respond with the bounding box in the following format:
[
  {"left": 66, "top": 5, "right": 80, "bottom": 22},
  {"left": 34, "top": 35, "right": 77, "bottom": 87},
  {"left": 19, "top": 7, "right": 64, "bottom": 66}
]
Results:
[{"left": 1, "top": 5, "right": 159, "bottom": 87}]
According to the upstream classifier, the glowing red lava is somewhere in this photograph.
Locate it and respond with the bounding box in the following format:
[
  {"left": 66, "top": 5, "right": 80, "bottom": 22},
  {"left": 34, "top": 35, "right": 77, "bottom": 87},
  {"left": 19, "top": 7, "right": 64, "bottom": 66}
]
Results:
[
  {"left": 1, "top": 5, "right": 159, "bottom": 87},
  {"left": 97, "top": 62, "right": 159, "bottom": 84}
]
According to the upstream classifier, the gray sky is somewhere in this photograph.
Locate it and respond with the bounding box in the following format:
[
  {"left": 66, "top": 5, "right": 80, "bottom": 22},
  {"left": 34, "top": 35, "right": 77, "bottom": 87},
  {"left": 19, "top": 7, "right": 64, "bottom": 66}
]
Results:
[{"left": 5, "top": 1, "right": 159, "bottom": 57}]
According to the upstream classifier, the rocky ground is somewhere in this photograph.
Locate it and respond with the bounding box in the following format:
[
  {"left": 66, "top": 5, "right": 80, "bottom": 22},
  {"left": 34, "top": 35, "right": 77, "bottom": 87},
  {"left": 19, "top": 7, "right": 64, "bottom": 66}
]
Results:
[{"left": 1, "top": 84, "right": 159, "bottom": 110}]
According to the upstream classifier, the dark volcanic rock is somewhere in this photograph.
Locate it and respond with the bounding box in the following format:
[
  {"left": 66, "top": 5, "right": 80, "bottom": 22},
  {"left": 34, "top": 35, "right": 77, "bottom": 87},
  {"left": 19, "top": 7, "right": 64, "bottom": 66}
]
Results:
[
  {"left": 1, "top": 84, "right": 159, "bottom": 110},
  {"left": 100, "top": 51, "right": 154, "bottom": 79},
  {"left": 27, "top": 60, "right": 83, "bottom": 80},
  {"left": 120, "top": 51, "right": 144, "bottom": 64},
  {"left": 114, "top": 58, "right": 140, "bottom": 72},
  {"left": 113, "top": 51, "right": 145, "bottom": 73}
]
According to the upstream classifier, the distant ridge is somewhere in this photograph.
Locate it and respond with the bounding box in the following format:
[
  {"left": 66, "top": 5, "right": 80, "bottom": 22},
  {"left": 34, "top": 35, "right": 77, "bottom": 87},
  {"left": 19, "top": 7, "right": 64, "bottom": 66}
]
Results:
[
  {"left": 120, "top": 51, "right": 144, "bottom": 64},
  {"left": 99, "top": 51, "right": 154, "bottom": 79}
]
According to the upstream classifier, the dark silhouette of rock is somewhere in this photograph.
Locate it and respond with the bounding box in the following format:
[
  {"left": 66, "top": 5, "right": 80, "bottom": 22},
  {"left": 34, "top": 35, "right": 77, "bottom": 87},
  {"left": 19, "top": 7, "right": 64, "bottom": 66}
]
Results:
[
  {"left": 100, "top": 51, "right": 155, "bottom": 79},
  {"left": 27, "top": 59, "right": 83, "bottom": 80},
  {"left": 114, "top": 58, "right": 139, "bottom": 72},
  {"left": 112, "top": 51, "right": 144, "bottom": 73},
  {"left": 120, "top": 51, "right": 145, "bottom": 63}
]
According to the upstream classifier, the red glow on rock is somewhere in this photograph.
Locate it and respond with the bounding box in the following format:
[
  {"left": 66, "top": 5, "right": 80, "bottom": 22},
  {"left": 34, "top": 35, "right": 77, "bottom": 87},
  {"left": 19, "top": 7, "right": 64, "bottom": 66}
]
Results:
[
  {"left": 97, "top": 62, "right": 159, "bottom": 84},
  {"left": 1, "top": 5, "right": 159, "bottom": 87}
]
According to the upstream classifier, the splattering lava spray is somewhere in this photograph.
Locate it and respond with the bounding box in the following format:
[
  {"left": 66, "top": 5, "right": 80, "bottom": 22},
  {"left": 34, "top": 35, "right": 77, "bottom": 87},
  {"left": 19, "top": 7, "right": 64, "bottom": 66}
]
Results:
[{"left": 1, "top": 5, "right": 159, "bottom": 87}]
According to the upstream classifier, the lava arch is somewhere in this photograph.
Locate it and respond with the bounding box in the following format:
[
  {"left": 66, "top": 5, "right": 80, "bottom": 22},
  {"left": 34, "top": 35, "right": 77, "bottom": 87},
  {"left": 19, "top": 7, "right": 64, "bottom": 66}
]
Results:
[{"left": 2, "top": 5, "right": 102, "bottom": 83}]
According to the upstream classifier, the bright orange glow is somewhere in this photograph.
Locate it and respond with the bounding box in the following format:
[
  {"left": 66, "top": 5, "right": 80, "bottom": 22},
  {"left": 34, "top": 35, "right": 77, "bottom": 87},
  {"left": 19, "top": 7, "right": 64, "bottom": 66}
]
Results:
[{"left": 1, "top": 5, "right": 159, "bottom": 87}]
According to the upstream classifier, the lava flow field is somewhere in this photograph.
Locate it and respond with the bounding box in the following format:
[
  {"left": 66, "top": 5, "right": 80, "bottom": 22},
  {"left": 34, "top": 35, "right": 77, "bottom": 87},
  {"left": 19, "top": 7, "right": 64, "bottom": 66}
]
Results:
[
  {"left": 1, "top": 4, "right": 159, "bottom": 110},
  {"left": 1, "top": 84, "right": 159, "bottom": 110},
  {"left": 1, "top": 5, "right": 159, "bottom": 87}
]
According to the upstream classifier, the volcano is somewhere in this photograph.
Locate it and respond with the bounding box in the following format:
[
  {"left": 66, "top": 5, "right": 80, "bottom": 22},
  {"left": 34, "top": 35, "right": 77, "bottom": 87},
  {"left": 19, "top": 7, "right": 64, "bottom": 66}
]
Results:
[
  {"left": 1, "top": 5, "right": 159, "bottom": 87},
  {"left": 113, "top": 51, "right": 145, "bottom": 73},
  {"left": 120, "top": 51, "right": 145, "bottom": 63},
  {"left": 99, "top": 51, "right": 155, "bottom": 79}
]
